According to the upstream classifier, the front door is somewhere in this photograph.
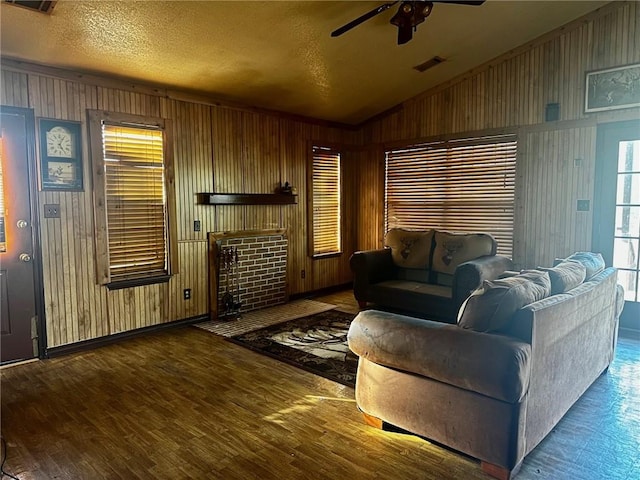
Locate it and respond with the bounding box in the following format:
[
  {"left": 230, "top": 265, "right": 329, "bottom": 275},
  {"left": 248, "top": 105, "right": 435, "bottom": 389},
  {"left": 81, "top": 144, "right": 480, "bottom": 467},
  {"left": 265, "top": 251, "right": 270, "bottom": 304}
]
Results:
[
  {"left": 0, "top": 106, "right": 39, "bottom": 363},
  {"left": 593, "top": 119, "right": 640, "bottom": 331}
]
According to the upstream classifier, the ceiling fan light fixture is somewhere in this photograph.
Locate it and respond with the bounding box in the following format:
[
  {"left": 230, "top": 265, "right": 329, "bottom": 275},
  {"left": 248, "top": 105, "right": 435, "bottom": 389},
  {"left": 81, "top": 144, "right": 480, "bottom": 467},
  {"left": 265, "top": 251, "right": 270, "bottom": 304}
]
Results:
[
  {"left": 390, "top": 1, "right": 433, "bottom": 44},
  {"left": 331, "top": 0, "right": 483, "bottom": 44},
  {"left": 397, "top": 25, "right": 414, "bottom": 44}
]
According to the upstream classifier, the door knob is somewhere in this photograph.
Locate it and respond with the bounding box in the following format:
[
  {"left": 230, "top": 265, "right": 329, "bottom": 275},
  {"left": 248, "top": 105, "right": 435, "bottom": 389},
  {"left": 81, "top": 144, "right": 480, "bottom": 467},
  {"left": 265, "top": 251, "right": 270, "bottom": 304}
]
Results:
[
  {"left": 17, "top": 219, "right": 28, "bottom": 229},
  {"left": 19, "top": 253, "right": 32, "bottom": 262}
]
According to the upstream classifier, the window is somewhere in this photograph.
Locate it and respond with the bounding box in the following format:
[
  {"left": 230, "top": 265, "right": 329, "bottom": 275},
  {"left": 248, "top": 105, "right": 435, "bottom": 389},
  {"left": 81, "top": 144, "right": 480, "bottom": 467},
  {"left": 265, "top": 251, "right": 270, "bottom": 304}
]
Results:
[
  {"left": 309, "top": 146, "right": 342, "bottom": 257},
  {"left": 88, "top": 111, "right": 177, "bottom": 287},
  {"left": 385, "top": 135, "right": 517, "bottom": 257}
]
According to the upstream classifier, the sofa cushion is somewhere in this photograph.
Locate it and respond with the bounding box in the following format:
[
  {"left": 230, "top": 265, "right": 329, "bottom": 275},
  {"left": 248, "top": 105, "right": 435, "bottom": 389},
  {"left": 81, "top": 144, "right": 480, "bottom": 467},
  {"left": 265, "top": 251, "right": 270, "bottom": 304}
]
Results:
[
  {"left": 539, "top": 259, "right": 587, "bottom": 295},
  {"left": 458, "top": 270, "right": 551, "bottom": 332},
  {"left": 384, "top": 228, "right": 434, "bottom": 269},
  {"left": 348, "top": 309, "right": 531, "bottom": 403},
  {"left": 565, "top": 251, "right": 605, "bottom": 280},
  {"left": 396, "top": 268, "right": 431, "bottom": 283},
  {"left": 432, "top": 231, "right": 496, "bottom": 275},
  {"left": 372, "top": 280, "right": 452, "bottom": 299}
]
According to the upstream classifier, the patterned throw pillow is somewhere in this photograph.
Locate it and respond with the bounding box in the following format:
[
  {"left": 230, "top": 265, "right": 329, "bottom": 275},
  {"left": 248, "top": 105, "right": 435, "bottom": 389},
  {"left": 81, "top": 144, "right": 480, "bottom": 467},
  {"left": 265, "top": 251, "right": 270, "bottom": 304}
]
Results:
[
  {"left": 432, "top": 231, "right": 496, "bottom": 275},
  {"left": 458, "top": 270, "right": 551, "bottom": 332},
  {"left": 384, "top": 228, "right": 434, "bottom": 269}
]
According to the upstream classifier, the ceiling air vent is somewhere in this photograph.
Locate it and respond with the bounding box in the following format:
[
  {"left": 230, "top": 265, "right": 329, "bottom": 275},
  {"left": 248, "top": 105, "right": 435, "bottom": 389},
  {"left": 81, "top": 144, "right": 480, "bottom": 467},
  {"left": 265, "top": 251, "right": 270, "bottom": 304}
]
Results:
[
  {"left": 413, "top": 56, "right": 445, "bottom": 73},
  {"left": 3, "top": 0, "right": 57, "bottom": 14}
]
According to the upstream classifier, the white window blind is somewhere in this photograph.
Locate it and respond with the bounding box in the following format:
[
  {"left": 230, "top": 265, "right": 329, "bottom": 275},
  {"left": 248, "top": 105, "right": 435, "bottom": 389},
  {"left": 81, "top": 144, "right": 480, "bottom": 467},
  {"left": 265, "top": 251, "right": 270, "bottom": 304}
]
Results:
[
  {"left": 385, "top": 135, "right": 517, "bottom": 257},
  {"left": 102, "top": 123, "right": 168, "bottom": 280},
  {"left": 311, "top": 146, "right": 341, "bottom": 256}
]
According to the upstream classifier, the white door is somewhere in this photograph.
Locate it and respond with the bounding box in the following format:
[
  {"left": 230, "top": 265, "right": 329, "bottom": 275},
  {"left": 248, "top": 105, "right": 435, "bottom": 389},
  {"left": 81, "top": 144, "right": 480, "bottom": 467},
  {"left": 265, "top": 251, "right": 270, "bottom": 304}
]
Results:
[{"left": 594, "top": 119, "right": 640, "bottom": 330}]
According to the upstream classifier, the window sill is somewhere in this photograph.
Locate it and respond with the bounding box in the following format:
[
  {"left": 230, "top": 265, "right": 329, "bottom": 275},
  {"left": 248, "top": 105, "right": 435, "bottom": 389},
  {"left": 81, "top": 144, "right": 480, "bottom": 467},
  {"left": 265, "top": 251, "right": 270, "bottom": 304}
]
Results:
[
  {"left": 106, "top": 275, "right": 171, "bottom": 290},
  {"left": 311, "top": 252, "right": 343, "bottom": 260}
]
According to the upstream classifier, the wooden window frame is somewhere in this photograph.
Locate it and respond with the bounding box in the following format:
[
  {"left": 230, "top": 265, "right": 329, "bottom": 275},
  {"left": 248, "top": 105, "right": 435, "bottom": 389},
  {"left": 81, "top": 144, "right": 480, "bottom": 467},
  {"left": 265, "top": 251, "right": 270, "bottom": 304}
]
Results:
[
  {"left": 308, "top": 144, "right": 343, "bottom": 258},
  {"left": 385, "top": 134, "right": 517, "bottom": 257},
  {"left": 87, "top": 110, "right": 178, "bottom": 288}
]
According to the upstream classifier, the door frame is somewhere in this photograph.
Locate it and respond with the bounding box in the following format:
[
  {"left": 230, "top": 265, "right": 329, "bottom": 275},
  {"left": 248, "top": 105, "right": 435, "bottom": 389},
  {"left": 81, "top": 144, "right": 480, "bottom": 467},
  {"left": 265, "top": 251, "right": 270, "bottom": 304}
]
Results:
[
  {"left": 1, "top": 105, "right": 47, "bottom": 360},
  {"left": 593, "top": 118, "right": 640, "bottom": 331}
]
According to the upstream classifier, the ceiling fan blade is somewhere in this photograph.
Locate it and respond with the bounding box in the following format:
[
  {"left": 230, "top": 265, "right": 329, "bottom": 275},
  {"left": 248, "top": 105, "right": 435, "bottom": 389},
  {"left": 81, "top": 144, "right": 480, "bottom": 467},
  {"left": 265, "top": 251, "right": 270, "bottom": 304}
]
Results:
[{"left": 331, "top": 1, "right": 399, "bottom": 37}]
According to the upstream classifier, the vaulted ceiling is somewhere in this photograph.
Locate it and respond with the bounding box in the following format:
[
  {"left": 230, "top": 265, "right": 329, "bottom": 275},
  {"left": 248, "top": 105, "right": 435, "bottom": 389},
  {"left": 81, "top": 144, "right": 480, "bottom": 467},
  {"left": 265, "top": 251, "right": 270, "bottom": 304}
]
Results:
[{"left": 0, "top": 1, "right": 610, "bottom": 125}]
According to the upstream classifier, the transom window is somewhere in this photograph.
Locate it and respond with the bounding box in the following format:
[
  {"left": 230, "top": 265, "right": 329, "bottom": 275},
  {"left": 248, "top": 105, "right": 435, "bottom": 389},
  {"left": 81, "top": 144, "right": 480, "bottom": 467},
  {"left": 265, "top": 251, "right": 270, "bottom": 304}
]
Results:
[{"left": 385, "top": 135, "right": 517, "bottom": 257}]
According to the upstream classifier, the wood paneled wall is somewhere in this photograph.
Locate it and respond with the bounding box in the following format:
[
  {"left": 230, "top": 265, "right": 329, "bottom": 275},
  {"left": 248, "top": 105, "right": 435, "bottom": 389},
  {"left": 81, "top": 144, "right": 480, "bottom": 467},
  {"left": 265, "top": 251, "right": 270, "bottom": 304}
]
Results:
[
  {"left": 1, "top": 67, "right": 359, "bottom": 348},
  {"left": 358, "top": 1, "right": 640, "bottom": 269},
  {"left": 1, "top": 1, "right": 637, "bottom": 349}
]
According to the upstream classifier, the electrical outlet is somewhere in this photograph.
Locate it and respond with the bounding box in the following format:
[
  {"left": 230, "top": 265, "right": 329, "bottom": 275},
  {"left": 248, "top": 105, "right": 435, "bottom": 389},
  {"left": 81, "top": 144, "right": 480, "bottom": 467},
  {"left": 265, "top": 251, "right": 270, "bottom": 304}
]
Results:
[
  {"left": 44, "top": 204, "right": 60, "bottom": 218},
  {"left": 194, "top": 220, "right": 201, "bottom": 232},
  {"left": 183, "top": 288, "right": 191, "bottom": 300},
  {"left": 301, "top": 269, "right": 306, "bottom": 279}
]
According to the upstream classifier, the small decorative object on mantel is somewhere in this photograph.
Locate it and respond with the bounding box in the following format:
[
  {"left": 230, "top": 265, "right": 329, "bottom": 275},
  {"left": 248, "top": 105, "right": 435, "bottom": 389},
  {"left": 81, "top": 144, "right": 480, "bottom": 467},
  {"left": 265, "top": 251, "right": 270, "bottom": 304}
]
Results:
[
  {"left": 585, "top": 63, "right": 640, "bottom": 113},
  {"left": 38, "top": 118, "right": 84, "bottom": 191},
  {"left": 279, "top": 181, "right": 297, "bottom": 195}
]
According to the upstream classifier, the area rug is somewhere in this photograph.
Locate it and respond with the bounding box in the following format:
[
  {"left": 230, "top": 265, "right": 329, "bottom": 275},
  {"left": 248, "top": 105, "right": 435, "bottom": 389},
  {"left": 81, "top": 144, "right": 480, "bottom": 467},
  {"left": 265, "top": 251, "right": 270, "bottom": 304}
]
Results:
[
  {"left": 228, "top": 309, "right": 358, "bottom": 387},
  {"left": 194, "top": 299, "right": 336, "bottom": 337}
]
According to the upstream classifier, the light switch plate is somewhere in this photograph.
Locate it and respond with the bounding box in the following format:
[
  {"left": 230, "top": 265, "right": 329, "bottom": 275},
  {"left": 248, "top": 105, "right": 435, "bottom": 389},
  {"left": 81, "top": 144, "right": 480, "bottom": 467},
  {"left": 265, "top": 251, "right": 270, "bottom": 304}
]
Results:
[{"left": 577, "top": 200, "right": 590, "bottom": 211}]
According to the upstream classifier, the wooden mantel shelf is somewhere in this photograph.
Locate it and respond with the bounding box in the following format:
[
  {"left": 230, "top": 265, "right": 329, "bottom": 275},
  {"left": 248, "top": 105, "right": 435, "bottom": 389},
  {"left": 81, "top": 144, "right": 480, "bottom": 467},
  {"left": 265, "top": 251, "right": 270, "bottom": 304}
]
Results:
[{"left": 197, "top": 193, "right": 298, "bottom": 205}]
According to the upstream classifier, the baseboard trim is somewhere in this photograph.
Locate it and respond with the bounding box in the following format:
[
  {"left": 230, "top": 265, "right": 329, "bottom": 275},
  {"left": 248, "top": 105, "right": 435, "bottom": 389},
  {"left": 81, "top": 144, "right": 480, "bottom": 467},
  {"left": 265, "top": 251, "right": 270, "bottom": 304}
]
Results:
[
  {"left": 619, "top": 327, "right": 640, "bottom": 340},
  {"left": 44, "top": 314, "right": 208, "bottom": 358}
]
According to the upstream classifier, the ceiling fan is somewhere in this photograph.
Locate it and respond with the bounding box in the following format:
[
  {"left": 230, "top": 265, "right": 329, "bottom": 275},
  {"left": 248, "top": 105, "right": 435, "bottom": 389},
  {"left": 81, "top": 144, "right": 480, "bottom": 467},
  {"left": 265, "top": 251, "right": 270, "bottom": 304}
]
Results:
[{"left": 331, "top": 1, "right": 486, "bottom": 45}]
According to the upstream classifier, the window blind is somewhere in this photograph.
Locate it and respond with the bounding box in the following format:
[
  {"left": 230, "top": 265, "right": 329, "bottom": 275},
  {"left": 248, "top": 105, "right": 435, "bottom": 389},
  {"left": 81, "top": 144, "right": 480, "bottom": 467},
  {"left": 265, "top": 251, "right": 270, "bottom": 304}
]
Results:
[
  {"left": 312, "top": 147, "right": 341, "bottom": 255},
  {"left": 385, "top": 135, "right": 517, "bottom": 257},
  {"left": 102, "top": 123, "right": 168, "bottom": 280}
]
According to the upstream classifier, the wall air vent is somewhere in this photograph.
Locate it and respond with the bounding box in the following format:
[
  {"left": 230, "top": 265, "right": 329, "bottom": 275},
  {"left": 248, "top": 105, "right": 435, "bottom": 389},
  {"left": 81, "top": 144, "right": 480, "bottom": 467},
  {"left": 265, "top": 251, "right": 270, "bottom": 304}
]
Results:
[
  {"left": 3, "top": 0, "right": 56, "bottom": 14},
  {"left": 413, "top": 56, "right": 445, "bottom": 73}
]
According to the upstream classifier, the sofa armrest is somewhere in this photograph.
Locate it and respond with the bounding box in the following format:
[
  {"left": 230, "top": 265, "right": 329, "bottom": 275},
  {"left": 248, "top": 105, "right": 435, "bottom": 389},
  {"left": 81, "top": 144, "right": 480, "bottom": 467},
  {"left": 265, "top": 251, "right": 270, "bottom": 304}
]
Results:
[
  {"left": 453, "top": 255, "right": 514, "bottom": 307},
  {"left": 350, "top": 249, "right": 397, "bottom": 300},
  {"left": 348, "top": 309, "right": 531, "bottom": 403}
]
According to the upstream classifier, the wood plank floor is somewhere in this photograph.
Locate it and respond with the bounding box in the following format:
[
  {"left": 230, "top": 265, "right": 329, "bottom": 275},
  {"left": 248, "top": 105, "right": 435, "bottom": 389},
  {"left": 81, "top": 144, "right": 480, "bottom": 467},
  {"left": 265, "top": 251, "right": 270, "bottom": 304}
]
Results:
[{"left": 1, "top": 290, "right": 639, "bottom": 480}]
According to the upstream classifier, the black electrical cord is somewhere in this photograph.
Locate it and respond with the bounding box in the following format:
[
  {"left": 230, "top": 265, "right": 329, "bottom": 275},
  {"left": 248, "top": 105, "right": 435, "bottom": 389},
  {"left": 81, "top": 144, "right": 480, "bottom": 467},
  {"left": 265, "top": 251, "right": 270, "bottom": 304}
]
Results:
[{"left": 0, "top": 436, "right": 20, "bottom": 480}]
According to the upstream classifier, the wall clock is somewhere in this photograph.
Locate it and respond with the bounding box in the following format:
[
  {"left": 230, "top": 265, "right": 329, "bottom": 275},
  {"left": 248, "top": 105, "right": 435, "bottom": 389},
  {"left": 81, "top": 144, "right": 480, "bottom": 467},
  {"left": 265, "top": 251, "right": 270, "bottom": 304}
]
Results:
[{"left": 38, "top": 118, "right": 83, "bottom": 191}]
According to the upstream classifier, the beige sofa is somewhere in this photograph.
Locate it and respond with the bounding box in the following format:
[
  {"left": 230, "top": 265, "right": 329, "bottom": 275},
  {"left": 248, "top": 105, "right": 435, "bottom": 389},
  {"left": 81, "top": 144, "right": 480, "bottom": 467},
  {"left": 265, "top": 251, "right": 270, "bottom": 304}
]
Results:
[
  {"left": 347, "top": 252, "right": 623, "bottom": 479},
  {"left": 350, "top": 228, "right": 513, "bottom": 323}
]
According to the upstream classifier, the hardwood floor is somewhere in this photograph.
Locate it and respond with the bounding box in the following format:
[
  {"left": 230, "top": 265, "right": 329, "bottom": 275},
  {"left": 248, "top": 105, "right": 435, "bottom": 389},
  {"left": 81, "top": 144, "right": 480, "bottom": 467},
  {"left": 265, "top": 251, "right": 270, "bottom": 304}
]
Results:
[{"left": 1, "top": 291, "right": 638, "bottom": 480}]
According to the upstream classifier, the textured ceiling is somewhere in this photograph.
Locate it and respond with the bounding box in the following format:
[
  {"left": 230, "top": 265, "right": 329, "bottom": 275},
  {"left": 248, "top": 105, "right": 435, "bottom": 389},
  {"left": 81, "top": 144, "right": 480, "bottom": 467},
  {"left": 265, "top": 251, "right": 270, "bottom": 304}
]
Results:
[{"left": 0, "top": 1, "right": 609, "bottom": 125}]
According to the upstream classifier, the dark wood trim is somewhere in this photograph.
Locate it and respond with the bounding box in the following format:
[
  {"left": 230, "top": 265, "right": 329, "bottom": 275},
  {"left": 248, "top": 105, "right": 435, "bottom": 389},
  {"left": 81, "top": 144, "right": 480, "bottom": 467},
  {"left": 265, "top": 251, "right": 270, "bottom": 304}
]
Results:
[
  {"left": 44, "top": 314, "right": 208, "bottom": 358},
  {"left": 197, "top": 193, "right": 297, "bottom": 205},
  {"left": 381, "top": 127, "right": 518, "bottom": 151},
  {"left": 106, "top": 275, "right": 171, "bottom": 291}
]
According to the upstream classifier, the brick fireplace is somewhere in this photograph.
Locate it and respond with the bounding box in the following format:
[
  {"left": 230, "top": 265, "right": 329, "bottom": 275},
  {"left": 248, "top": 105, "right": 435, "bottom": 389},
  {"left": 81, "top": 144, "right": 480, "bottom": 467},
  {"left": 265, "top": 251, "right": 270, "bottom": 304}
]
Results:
[{"left": 207, "top": 229, "right": 288, "bottom": 320}]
